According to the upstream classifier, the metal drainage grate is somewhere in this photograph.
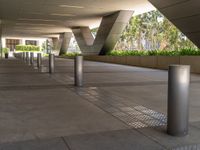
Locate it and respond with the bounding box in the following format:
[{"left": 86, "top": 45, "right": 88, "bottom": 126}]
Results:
[
  {"left": 73, "top": 87, "right": 167, "bottom": 129},
  {"left": 128, "top": 122, "right": 148, "bottom": 128},
  {"left": 171, "top": 144, "right": 200, "bottom": 150}
]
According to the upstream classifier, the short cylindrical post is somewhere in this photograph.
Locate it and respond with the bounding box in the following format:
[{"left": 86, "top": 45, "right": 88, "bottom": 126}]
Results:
[
  {"left": 23, "top": 52, "right": 26, "bottom": 61},
  {"left": 74, "top": 56, "right": 83, "bottom": 87},
  {"left": 26, "top": 52, "right": 30, "bottom": 64},
  {"left": 30, "top": 52, "right": 34, "bottom": 65},
  {"left": 21, "top": 53, "right": 23, "bottom": 59},
  {"left": 37, "top": 53, "right": 42, "bottom": 68},
  {"left": 49, "top": 54, "right": 55, "bottom": 73},
  {"left": 167, "top": 65, "right": 190, "bottom": 136}
]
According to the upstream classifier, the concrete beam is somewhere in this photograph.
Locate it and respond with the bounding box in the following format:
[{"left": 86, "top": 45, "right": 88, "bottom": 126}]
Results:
[
  {"left": 59, "top": 32, "right": 72, "bottom": 56},
  {"left": 72, "top": 10, "right": 133, "bottom": 55}
]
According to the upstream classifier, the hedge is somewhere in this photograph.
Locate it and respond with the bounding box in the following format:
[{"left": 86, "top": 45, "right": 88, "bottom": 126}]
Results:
[
  {"left": 2, "top": 48, "right": 9, "bottom": 53},
  {"left": 107, "top": 49, "right": 200, "bottom": 56},
  {"left": 16, "top": 45, "right": 40, "bottom": 52}
]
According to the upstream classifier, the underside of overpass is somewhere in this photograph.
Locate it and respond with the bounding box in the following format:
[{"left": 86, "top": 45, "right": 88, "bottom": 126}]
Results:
[
  {"left": 0, "top": 0, "right": 154, "bottom": 55},
  {"left": 1, "top": 0, "right": 199, "bottom": 55}
]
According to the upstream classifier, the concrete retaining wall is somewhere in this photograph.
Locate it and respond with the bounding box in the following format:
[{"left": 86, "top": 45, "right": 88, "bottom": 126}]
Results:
[{"left": 84, "top": 56, "right": 200, "bottom": 73}]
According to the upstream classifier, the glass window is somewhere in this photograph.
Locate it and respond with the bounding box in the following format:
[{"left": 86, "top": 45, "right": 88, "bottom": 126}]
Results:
[
  {"left": 25, "top": 40, "right": 37, "bottom": 45},
  {"left": 6, "top": 39, "right": 20, "bottom": 51}
]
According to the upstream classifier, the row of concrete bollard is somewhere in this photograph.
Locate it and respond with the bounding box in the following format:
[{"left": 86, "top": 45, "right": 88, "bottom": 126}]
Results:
[
  {"left": 72, "top": 58, "right": 191, "bottom": 137},
  {"left": 19, "top": 52, "right": 190, "bottom": 137},
  {"left": 47, "top": 54, "right": 83, "bottom": 86},
  {"left": 20, "top": 52, "right": 83, "bottom": 86},
  {"left": 21, "top": 52, "right": 42, "bottom": 68}
]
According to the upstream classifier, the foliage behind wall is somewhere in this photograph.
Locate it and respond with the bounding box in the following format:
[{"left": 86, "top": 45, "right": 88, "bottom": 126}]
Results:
[
  {"left": 115, "top": 10, "right": 197, "bottom": 51},
  {"left": 16, "top": 45, "right": 40, "bottom": 52}
]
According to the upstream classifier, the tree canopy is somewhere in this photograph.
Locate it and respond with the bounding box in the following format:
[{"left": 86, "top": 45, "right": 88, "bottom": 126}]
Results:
[{"left": 115, "top": 10, "right": 197, "bottom": 51}]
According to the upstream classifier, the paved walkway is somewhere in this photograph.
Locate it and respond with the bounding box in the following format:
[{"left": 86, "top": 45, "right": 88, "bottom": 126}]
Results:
[{"left": 0, "top": 57, "right": 200, "bottom": 149}]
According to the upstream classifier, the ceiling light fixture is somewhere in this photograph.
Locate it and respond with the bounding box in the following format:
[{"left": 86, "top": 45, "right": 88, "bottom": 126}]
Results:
[
  {"left": 18, "top": 18, "right": 58, "bottom": 22},
  {"left": 59, "top": 5, "right": 84, "bottom": 9},
  {"left": 16, "top": 23, "right": 56, "bottom": 27},
  {"left": 51, "top": 13, "right": 76, "bottom": 17},
  {"left": 29, "top": 12, "right": 43, "bottom": 15}
]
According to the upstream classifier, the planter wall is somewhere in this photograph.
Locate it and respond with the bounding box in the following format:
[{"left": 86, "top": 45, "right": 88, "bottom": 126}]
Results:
[
  {"left": 84, "top": 55, "right": 200, "bottom": 73},
  {"left": 140, "top": 56, "right": 157, "bottom": 68},
  {"left": 126, "top": 56, "right": 140, "bottom": 66},
  {"left": 157, "top": 56, "right": 180, "bottom": 70},
  {"left": 180, "top": 56, "right": 200, "bottom": 73}
]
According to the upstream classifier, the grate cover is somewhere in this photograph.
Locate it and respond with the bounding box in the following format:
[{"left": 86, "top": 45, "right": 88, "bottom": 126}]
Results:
[
  {"left": 73, "top": 87, "right": 167, "bottom": 129},
  {"left": 171, "top": 144, "right": 200, "bottom": 150}
]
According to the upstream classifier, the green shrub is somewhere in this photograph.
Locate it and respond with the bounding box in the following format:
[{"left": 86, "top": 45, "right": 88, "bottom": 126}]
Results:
[
  {"left": 108, "top": 49, "right": 200, "bottom": 56},
  {"left": 154, "top": 50, "right": 180, "bottom": 56},
  {"left": 16, "top": 45, "right": 40, "bottom": 52},
  {"left": 2, "top": 48, "right": 9, "bottom": 54},
  {"left": 179, "top": 48, "right": 200, "bottom": 56},
  {"left": 107, "top": 50, "right": 148, "bottom": 56},
  {"left": 43, "top": 53, "right": 49, "bottom": 57}
]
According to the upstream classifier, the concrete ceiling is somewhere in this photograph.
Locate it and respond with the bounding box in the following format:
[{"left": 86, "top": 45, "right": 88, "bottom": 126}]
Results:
[{"left": 0, "top": 0, "right": 155, "bottom": 38}]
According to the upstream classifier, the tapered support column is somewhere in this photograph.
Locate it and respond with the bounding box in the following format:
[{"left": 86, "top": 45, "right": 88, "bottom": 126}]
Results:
[
  {"left": 49, "top": 54, "right": 55, "bottom": 73},
  {"left": 37, "top": 53, "right": 42, "bottom": 68},
  {"left": 26, "top": 52, "right": 30, "bottom": 65},
  {"left": 59, "top": 32, "right": 72, "bottom": 56},
  {"left": 74, "top": 56, "right": 83, "bottom": 86},
  {"left": 30, "top": 52, "right": 34, "bottom": 65},
  {"left": 72, "top": 10, "right": 133, "bottom": 55},
  {"left": 167, "top": 65, "right": 190, "bottom": 136}
]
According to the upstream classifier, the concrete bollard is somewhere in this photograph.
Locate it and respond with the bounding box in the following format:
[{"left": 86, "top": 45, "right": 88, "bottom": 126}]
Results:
[
  {"left": 37, "top": 53, "right": 42, "bottom": 68},
  {"left": 26, "top": 52, "right": 30, "bottom": 64},
  {"left": 23, "top": 52, "right": 26, "bottom": 61},
  {"left": 74, "top": 56, "right": 83, "bottom": 87},
  {"left": 167, "top": 65, "right": 190, "bottom": 136},
  {"left": 49, "top": 54, "right": 55, "bottom": 73},
  {"left": 17, "top": 52, "right": 21, "bottom": 59},
  {"left": 30, "top": 52, "right": 34, "bottom": 65},
  {"left": 21, "top": 53, "right": 23, "bottom": 60}
]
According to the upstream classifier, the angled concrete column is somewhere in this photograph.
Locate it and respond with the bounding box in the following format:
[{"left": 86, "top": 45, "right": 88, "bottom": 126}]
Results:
[
  {"left": 72, "top": 10, "right": 133, "bottom": 55},
  {"left": 52, "top": 37, "right": 59, "bottom": 51},
  {"left": 59, "top": 32, "right": 72, "bottom": 56},
  {"left": 72, "top": 27, "right": 94, "bottom": 55},
  {"left": 97, "top": 10, "right": 134, "bottom": 55}
]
